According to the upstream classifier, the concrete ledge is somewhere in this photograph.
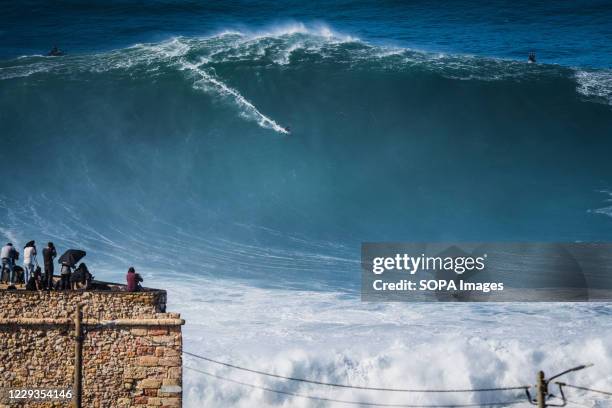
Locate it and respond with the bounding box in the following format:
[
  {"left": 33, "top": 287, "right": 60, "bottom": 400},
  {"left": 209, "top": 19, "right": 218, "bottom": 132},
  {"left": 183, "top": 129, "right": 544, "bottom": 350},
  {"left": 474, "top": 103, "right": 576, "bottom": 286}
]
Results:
[{"left": 0, "top": 318, "right": 185, "bottom": 326}]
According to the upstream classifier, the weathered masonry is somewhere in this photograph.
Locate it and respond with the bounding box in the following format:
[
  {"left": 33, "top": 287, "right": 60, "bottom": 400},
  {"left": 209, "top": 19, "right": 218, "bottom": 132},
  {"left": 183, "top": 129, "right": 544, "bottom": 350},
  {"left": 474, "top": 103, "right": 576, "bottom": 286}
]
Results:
[{"left": 0, "top": 287, "right": 184, "bottom": 408}]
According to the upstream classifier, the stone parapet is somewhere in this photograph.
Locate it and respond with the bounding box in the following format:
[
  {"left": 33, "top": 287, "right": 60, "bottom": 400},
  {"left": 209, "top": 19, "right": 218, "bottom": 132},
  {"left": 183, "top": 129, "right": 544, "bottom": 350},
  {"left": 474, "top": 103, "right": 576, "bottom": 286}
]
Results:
[{"left": 0, "top": 288, "right": 183, "bottom": 407}]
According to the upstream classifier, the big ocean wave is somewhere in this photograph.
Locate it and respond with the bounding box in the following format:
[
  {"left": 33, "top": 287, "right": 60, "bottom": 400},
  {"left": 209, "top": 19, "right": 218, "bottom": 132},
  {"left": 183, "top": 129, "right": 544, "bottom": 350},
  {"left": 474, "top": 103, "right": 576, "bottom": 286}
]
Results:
[
  {"left": 1, "top": 24, "right": 612, "bottom": 407},
  {"left": 2, "top": 24, "right": 612, "bottom": 277},
  {"left": 2, "top": 23, "right": 612, "bottom": 102}
]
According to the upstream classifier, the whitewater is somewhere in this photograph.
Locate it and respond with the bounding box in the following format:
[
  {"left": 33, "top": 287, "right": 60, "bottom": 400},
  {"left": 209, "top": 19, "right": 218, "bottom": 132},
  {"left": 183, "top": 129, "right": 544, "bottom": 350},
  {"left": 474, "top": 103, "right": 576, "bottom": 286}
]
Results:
[{"left": 2, "top": 25, "right": 612, "bottom": 407}]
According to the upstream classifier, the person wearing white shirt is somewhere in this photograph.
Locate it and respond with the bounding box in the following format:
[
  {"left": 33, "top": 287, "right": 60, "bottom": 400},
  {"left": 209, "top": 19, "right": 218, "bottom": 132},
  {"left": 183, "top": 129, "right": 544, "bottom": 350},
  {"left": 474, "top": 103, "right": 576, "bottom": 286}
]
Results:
[
  {"left": 1, "top": 243, "right": 18, "bottom": 284},
  {"left": 23, "top": 242, "right": 38, "bottom": 284}
]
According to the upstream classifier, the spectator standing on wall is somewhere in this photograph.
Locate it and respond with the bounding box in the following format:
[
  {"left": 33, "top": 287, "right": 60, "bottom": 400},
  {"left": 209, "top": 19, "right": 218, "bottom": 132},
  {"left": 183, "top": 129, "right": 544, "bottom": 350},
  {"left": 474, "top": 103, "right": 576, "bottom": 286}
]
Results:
[
  {"left": 126, "top": 267, "right": 143, "bottom": 292},
  {"left": 1, "top": 243, "right": 19, "bottom": 285},
  {"left": 42, "top": 242, "right": 57, "bottom": 290},
  {"left": 23, "top": 241, "right": 38, "bottom": 284}
]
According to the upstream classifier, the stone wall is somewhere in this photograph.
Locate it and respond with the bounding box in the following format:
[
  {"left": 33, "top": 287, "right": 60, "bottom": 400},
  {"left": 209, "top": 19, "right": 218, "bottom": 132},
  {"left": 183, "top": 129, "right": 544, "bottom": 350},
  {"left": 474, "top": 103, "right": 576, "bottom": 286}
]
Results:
[
  {"left": 0, "top": 289, "right": 184, "bottom": 407},
  {"left": 0, "top": 290, "right": 167, "bottom": 319}
]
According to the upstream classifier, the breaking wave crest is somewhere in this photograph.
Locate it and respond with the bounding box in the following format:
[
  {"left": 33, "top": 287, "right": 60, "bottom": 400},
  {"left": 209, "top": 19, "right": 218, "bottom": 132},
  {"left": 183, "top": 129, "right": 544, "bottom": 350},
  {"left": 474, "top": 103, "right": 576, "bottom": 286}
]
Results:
[{"left": 1, "top": 24, "right": 611, "bottom": 136}]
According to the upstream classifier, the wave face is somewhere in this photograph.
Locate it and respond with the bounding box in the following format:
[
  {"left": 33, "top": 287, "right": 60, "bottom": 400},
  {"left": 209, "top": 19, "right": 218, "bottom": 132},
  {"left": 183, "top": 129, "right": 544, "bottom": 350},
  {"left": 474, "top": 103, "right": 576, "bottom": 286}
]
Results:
[
  {"left": 2, "top": 27, "right": 612, "bottom": 407},
  {"left": 2, "top": 29, "right": 612, "bottom": 281}
]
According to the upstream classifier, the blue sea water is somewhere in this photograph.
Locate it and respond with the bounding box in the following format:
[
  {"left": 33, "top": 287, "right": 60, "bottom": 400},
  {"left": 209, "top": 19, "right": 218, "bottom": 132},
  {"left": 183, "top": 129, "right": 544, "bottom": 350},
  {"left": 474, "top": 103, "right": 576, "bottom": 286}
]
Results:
[
  {"left": 1, "top": 0, "right": 612, "bottom": 286},
  {"left": 1, "top": 0, "right": 612, "bottom": 287},
  {"left": 1, "top": 3, "right": 612, "bottom": 406},
  {"left": 2, "top": 0, "right": 612, "bottom": 68}
]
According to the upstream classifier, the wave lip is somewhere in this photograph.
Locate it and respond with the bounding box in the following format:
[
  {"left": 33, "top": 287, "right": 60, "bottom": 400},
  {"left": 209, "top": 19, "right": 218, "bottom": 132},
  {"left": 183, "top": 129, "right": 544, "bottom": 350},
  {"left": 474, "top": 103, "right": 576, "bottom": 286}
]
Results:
[
  {"left": 2, "top": 23, "right": 611, "bottom": 135},
  {"left": 217, "top": 22, "right": 358, "bottom": 42}
]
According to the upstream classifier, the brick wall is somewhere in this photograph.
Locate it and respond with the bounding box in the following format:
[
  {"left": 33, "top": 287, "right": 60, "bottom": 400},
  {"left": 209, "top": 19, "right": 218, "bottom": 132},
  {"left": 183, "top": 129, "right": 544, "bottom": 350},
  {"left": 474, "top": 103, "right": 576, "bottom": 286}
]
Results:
[{"left": 0, "top": 289, "right": 184, "bottom": 408}]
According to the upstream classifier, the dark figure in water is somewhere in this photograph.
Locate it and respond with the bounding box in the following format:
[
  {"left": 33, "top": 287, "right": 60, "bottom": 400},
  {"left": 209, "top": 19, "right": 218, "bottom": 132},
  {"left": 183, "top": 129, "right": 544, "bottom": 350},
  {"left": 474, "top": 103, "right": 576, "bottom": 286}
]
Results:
[
  {"left": 528, "top": 52, "right": 536, "bottom": 63},
  {"left": 47, "top": 46, "right": 64, "bottom": 56}
]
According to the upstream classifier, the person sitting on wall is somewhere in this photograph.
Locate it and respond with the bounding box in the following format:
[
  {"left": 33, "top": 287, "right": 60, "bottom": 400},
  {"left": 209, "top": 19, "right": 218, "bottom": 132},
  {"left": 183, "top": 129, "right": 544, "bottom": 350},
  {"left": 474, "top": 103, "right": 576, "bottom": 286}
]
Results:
[
  {"left": 71, "top": 263, "right": 92, "bottom": 290},
  {"left": 26, "top": 267, "right": 43, "bottom": 291},
  {"left": 13, "top": 265, "right": 25, "bottom": 285},
  {"left": 126, "top": 267, "right": 143, "bottom": 292}
]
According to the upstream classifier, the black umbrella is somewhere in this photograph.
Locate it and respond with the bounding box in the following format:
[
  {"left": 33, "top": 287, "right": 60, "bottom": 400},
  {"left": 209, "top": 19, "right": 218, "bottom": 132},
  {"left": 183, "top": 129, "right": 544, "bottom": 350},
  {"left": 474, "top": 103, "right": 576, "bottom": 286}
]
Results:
[
  {"left": 24, "top": 240, "right": 35, "bottom": 248},
  {"left": 58, "top": 249, "right": 86, "bottom": 266}
]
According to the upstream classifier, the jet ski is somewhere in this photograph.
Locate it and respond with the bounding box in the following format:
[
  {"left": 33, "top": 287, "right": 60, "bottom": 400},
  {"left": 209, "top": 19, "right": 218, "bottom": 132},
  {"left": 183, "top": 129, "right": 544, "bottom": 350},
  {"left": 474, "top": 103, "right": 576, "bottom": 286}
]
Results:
[
  {"left": 47, "top": 46, "right": 65, "bottom": 57},
  {"left": 528, "top": 52, "right": 536, "bottom": 64}
]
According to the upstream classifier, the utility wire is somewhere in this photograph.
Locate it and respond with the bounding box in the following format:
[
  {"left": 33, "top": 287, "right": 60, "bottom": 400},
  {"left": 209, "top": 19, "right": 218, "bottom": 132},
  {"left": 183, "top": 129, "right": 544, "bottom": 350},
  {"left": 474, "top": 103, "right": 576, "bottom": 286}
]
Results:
[
  {"left": 139, "top": 335, "right": 604, "bottom": 406},
  {"left": 545, "top": 391, "right": 590, "bottom": 408},
  {"left": 141, "top": 336, "right": 529, "bottom": 393},
  {"left": 184, "top": 365, "right": 527, "bottom": 408},
  {"left": 182, "top": 351, "right": 529, "bottom": 393},
  {"left": 556, "top": 383, "right": 612, "bottom": 397}
]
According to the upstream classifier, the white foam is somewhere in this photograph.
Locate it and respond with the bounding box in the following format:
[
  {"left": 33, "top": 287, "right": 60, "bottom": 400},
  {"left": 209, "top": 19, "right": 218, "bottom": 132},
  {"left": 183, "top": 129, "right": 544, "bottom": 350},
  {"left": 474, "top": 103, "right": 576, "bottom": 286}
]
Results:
[
  {"left": 136, "top": 37, "right": 191, "bottom": 59},
  {"left": 161, "top": 277, "right": 612, "bottom": 408},
  {"left": 589, "top": 190, "right": 612, "bottom": 218},
  {"left": 180, "top": 59, "right": 289, "bottom": 134},
  {"left": 576, "top": 70, "right": 612, "bottom": 105},
  {"left": 216, "top": 30, "right": 245, "bottom": 38},
  {"left": 0, "top": 63, "right": 53, "bottom": 80},
  {"left": 272, "top": 42, "right": 303, "bottom": 65},
  {"left": 221, "top": 22, "right": 358, "bottom": 43}
]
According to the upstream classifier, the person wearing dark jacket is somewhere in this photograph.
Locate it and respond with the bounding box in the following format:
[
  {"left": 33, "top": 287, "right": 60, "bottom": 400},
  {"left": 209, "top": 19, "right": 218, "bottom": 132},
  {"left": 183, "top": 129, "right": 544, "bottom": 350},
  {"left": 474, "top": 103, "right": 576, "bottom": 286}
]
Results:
[
  {"left": 42, "top": 242, "right": 57, "bottom": 289},
  {"left": 71, "top": 263, "right": 92, "bottom": 290},
  {"left": 26, "top": 268, "right": 42, "bottom": 291},
  {"left": 126, "top": 267, "right": 143, "bottom": 292}
]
